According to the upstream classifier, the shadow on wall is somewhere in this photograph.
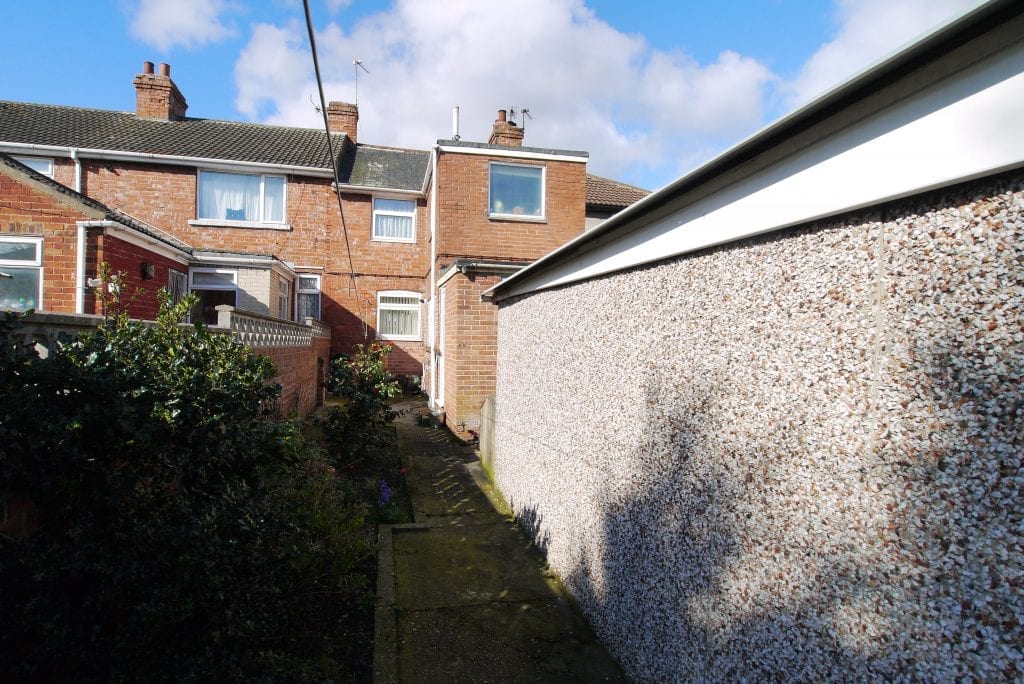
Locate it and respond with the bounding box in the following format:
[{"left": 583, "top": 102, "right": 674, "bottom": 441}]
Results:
[
  {"left": 530, "top": 295, "right": 1022, "bottom": 679},
  {"left": 319, "top": 291, "right": 421, "bottom": 376}
]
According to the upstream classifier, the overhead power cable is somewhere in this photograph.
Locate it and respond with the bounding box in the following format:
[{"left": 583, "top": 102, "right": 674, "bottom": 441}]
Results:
[{"left": 302, "top": 0, "right": 366, "bottom": 337}]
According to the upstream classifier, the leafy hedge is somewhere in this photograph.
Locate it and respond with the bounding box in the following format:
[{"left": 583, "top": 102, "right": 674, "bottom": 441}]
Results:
[{"left": 0, "top": 294, "right": 372, "bottom": 681}]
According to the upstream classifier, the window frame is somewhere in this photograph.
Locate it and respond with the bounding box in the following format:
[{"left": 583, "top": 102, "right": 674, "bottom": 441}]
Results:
[
  {"left": 488, "top": 161, "right": 546, "bottom": 221},
  {"left": 376, "top": 290, "right": 422, "bottom": 342},
  {"left": 0, "top": 235, "right": 44, "bottom": 311},
  {"left": 371, "top": 196, "right": 417, "bottom": 243},
  {"left": 278, "top": 278, "right": 290, "bottom": 321},
  {"left": 296, "top": 274, "right": 321, "bottom": 321},
  {"left": 13, "top": 156, "right": 54, "bottom": 178},
  {"left": 195, "top": 169, "right": 288, "bottom": 226}
]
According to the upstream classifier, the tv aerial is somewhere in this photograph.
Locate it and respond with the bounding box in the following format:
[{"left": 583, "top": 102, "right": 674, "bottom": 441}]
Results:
[{"left": 353, "top": 59, "right": 370, "bottom": 105}]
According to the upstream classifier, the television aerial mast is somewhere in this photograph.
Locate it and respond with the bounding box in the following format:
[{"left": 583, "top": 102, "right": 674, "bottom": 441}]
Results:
[{"left": 353, "top": 59, "right": 370, "bottom": 105}]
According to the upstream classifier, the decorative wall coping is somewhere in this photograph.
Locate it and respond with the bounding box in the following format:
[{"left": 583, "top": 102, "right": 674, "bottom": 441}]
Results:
[
  {"left": 213, "top": 305, "right": 322, "bottom": 347},
  {"left": 5, "top": 306, "right": 330, "bottom": 355}
]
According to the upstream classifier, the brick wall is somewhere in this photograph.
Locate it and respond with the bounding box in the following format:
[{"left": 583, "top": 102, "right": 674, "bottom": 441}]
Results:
[
  {"left": 1, "top": 172, "right": 85, "bottom": 313},
  {"left": 440, "top": 271, "right": 502, "bottom": 436},
  {"left": 255, "top": 334, "right": 330, "bottom": 418},
  {"left": 434, "top": 152, "right": 585, "bottom": 262},
  {"left": 94, "top": 233, "right": 188, "bottom": 320},
  {"left": 75, "top": 159, "right": 430, "bottom": 372}
]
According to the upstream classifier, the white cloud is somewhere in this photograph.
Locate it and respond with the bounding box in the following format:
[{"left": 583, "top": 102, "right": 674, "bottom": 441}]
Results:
[
  {"left": 784, "top": 0, "right": 985, "bottom": 107},
  {"left": 129, "top": 0, "right": 235, "bottom": 52},
  {"left": 233, "top": 0, "right": 776, "bottom": 190}
]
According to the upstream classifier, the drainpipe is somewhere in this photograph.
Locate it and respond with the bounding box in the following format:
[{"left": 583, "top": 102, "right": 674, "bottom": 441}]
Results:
[
  {"left": 75, "top": 223, "right": 86, "bottom": 314},
  {"left": 428, "top": 145, "right": 439, "bottom": 409},
  {"left": 70, "top": 148, "right": 82, "bottom": 192}
]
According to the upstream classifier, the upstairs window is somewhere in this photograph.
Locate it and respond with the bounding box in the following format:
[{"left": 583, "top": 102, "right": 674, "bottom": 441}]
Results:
[
  {"left": 14, "top": 157, "right": 54, "bottom": 178},
  {"left": 489, "top": 162, "right": 544, "bottom": 219},
  {"left": 0, "top": 236, "right": 43, "bottom": 311},
  {"left": 297, "top": 275, "right": 321, "bottom": 321},
  {"left": 377, "top": 291, "right": 421, "bottom": 341},
  {"left": 197, "top": 170, "right": 285, "bottom": 223},
  {"left": 372, "top": 197, "right": 416, "bottom": 242}
]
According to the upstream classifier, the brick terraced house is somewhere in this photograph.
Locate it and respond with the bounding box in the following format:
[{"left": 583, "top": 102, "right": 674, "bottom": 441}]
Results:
[{"left": 0, "top": 62, "right": 645, "bottom": 436}]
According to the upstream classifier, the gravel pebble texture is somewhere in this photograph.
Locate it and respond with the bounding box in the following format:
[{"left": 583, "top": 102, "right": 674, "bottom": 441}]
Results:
[{"left": 492, "top": 171, "right": 1024, "bottom": 681}]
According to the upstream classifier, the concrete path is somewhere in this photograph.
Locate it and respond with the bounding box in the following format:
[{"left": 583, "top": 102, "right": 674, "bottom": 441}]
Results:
[{"left": 374, "top": 401, "right": 624, "bottom": 683}]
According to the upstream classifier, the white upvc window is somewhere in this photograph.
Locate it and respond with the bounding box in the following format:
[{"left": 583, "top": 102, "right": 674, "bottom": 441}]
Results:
[
  {"left": 189, "top": 268, "right": 237, "bottom": 324},
  {"left": 377, "top": 291, "right": 421, "bottom": 341},
  {"left": 13, "top": 157, "right": 54, "bottom": 178},
  {"left": 0, "top": 236, "right": 43, "bottom": 311},
  {"left": 489, "top": 162, "right": 545, "bottom": 219},
  {"left": 197, "top": 170, "right": 286, "bottom": 224},
  {"left": 372, "top": 197, "right": 416, "bottom": 242},
  {"left": 278, "top": 279, "right": 290, "bottom": 320},
  {"left": 296, "top": 275, "right": 321, "bottom": 321}
]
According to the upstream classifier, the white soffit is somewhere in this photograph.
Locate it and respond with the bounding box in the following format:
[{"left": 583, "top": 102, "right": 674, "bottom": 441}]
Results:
[{"left": 495, "top": 33, "right": 1024, "bottom": 301}]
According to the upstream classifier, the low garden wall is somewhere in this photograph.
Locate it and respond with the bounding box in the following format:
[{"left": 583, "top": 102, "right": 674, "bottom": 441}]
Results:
[
  {"left": 492, "top": 171, "right": 1023, "bottom": 680},
  {"left": 11, "top": 307, "right": 330, "bottom": 418}
]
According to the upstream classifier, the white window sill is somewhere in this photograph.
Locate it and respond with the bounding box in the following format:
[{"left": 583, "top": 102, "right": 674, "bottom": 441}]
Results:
[
  {"left": 378, "top": 335, "right": 422, "bottom": 342},
  {"left": 189, "top": 219, "right": 292, "bottom": 231},
  {"left": 371, "top": 235, "right": 417, "bottom": 244},
  {"left": 488, "top": 213, "right": 546, "bottom": 223}
]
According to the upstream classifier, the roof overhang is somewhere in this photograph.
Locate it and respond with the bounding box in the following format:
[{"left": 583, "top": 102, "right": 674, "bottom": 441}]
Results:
[{"left": 484, "top": 0, "right": 1024, "bottom": 303}]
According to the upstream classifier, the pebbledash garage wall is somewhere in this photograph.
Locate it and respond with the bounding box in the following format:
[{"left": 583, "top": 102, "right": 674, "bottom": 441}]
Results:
[{"left": 485, "top": 2, "right": 1023, "bottom": 680}]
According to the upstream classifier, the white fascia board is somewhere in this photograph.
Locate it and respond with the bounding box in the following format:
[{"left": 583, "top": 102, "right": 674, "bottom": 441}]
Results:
[
  {"left": 79, "top": 220, "right": 191, "bottom": 265},
  {"left": 491, "top": 38, "right": 1024, "bottom": 302},
  {"left": 190, "top": 252, "right": 296, "bottom": 278},
  {"left": 0, "top": 143, "right": 335, "bottom": 178},
  {"left": 437, "top": 144, "right": 587, "bottom": 163},
  {"left": 332, "top": 182, "right": 424, "bottom": 197}
]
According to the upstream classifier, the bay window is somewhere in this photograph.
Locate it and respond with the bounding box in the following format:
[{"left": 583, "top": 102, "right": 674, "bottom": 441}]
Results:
[
  {"left": 0, "top": 236, "right": 43, "bottom": 311},
  {"left": 197, "top": 170, "right": 285, "bottom": 224}
]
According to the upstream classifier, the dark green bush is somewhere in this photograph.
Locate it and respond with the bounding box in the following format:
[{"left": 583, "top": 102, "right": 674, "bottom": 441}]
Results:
[
  {"left": 0, "top": 293, "right": 372, "bottom": 681},
  {"left": 317, "top": 342, "right": 401, "bottom": 466}
]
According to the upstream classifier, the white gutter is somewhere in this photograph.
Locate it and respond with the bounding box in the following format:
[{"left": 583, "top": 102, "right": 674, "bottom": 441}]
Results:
[
  {"left": 437, "top": 144, "right": 587, "bottom": 163},
  {"left": 429, "top": 145, "right": 439, "bottom": 409},
  {"left": 191, "top": 252, "right": 297, "bottom": 277},
  {"left": 332, "top": 181, "right": 424, "bottom": 197},
  {"left": 1, "top": 142, "right": 429, "bottom": 196},
  {"left": 75, "top": 223, "right": 86, "bottom": 313},
  {"left": 0, "top": 142, "right": 336, "bottom": 178},
  {"left": 437, "top": 261, "right": 526, "bottom": 288},
  {"left": 78, "top": 220, "right": 190, "bottom": 264},
  {"left": 70, "top": 148, "right": 81, "bottom": 192}
]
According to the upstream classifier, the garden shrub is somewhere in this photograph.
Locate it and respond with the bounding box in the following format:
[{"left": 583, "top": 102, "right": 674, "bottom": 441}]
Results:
[
  {"left": 0, "top": 293, "right": 373, "bottom": 681},
  {"left": 317, "top": 342, "right": 401, "bottom": 466}
]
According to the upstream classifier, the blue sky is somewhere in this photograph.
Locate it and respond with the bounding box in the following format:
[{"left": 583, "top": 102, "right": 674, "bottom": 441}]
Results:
[{"left": 2, "top": 1, "right": 981, "bottom": 190}]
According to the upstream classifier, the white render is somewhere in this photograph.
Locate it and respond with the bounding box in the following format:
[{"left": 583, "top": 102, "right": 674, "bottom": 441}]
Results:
[{"left": 493, "top": 173, "right": 1023, "bottom": 680}]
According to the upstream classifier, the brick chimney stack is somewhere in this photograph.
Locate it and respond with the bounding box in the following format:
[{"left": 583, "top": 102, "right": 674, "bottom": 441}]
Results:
[
  {"left": 488, "top": 109, "right": 524, "bottom": 147},
  {"left": 326, "top": 102, "right": 359, "bottom": 143},
  {"left": 133, "top": 61, "right": 188, "bottom": 121}
]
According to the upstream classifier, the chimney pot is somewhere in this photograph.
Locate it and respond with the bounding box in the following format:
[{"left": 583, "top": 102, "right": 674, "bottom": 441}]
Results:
[
  {"left": 134, "top": 62, "right": 188, "bottom": 121},
  {"left": 489, "top": 108, "right": 524, "bottom": 147}
]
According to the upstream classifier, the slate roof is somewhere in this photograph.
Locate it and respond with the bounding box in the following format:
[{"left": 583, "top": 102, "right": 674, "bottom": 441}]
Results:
[
  {"left": 0, "top": 153, "right": 192, "bottom": 254},
  {"left": 585, "top": 174, "right": 649, "bottom": 210},
  {"left": 0, "top": 101, "right": 429, "bottom": 192}
]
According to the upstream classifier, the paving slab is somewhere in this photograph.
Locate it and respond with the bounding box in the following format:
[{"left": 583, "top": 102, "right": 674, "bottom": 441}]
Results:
[{"left": 375, "top": 402, "right": 624, "bottom": 683}]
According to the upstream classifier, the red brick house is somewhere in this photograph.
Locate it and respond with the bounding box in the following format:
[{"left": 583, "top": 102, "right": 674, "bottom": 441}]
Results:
[{"left": 0, "top": 62, "right": 644, "bottom": 436}]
